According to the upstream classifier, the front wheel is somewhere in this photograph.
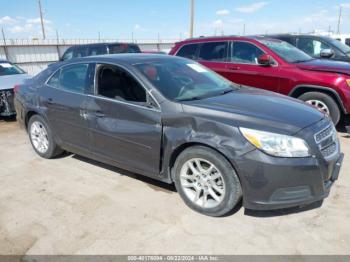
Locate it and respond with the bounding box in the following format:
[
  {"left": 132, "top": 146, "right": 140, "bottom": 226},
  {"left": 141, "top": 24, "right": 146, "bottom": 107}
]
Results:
[
  {"left": 28, "top": 115, "right": 63, "bottom": 159},
  {"left": 173, "top": 146, "right": 242, "bottom": 217},
  {"left": 298, "top": 92, "right": 341, "bottom": 125}
]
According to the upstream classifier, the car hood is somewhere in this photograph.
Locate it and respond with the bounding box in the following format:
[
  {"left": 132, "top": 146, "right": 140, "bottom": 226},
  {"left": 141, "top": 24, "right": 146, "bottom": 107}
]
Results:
[
  {"left": 0, "top": 74, "right": 32, "bottom": 91},
  {"left": 182, "top": 87, "right": 324, "bottom": 135},
  {"left": 296, "top": 59, "right": 350, "bottom": 76}
]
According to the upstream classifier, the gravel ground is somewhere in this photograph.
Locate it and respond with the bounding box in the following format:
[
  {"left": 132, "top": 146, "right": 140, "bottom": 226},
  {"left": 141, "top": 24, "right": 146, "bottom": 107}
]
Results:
[{"left": 0, "top": 119, "right": 349, "bottom": 255}]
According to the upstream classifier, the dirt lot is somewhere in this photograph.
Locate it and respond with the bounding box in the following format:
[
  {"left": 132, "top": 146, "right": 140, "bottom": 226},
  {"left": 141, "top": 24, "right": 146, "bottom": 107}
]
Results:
[{"left": 0, "top": 119, "right": 349, "bottom": 255}]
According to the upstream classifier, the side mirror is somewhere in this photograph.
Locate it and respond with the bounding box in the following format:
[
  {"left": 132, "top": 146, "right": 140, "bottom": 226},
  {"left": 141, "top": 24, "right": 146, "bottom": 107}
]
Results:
[
  {"left": 258, "top": 54, "right": 274, "bottom": 66},
  {"left": 320, "top": 49, "right": 335, "bottom": 59}
]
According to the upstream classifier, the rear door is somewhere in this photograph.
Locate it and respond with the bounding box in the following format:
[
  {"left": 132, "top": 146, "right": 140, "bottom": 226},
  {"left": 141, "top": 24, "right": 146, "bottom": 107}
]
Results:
[
  {"left": 41, "top": 63, "right": 95, "bottom": 153},
  {"left": 88, "top": 63, "right": 162, "bottom": 177},
  {"left": 197, "top": 41, "right": 232, "bottom": 80},
  {"left": 225, "top": 41, "right": 280, "bottom": 92}
]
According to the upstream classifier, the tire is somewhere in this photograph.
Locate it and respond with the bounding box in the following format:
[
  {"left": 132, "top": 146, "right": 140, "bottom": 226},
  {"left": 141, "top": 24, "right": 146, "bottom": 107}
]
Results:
[
  {"left": 28, "top": 115, "right": 63, "bottom": 159},
  {"left": 298, "top": 92, "right": 341, "bottom": 125},
  {"left": 173, "top": 146, "right": 242, "bottom": 217}
]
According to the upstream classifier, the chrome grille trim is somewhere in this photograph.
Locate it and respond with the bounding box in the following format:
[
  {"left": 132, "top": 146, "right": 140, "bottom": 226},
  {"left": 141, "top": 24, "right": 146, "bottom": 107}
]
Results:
[{"left": 314, "top": 124, "right": 338, "bottom": 159}]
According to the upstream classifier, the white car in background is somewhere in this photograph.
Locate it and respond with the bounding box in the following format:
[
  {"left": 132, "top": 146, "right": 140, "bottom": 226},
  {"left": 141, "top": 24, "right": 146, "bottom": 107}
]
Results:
[{"left": 0, "top": 60, "right": 31, "bottom": 117}]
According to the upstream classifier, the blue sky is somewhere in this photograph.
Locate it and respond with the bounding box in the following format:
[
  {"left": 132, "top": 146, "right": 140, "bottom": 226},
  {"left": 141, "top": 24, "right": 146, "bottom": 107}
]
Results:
[{"left": 1, "top": 0, "right": 350, "bottom": 39}]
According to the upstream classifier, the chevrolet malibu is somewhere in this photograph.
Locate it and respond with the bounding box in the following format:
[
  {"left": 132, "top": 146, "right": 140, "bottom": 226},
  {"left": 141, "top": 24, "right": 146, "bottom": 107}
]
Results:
[{"left": 14, "top": 54, "right": 343, "bottom": 216}]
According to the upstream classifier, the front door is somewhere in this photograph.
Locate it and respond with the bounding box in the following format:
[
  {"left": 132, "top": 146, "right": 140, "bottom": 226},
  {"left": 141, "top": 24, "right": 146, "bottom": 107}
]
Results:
[
  {"left": 225, "top": 41, "right": 280, "bottom": 92},
  {"left": 88, "top": 64, "right": 162, "bottom": 177}
]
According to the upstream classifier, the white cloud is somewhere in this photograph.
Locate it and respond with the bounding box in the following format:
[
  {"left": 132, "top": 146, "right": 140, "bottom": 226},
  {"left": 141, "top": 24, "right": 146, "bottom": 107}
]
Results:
[
  {"left": 0, "top": 16, "right": 17, "bottom": 25},
  {"left": 9, "top": 24, "right": 33, "bottom": 33},
  {"left": 235, "top": 2, "right": 269, "bottom": 13},
  {"left": 213, "top": 19, "right": 223, "bottom": 26},
  {"left": 134, "top": 24, "right": 141, "bottom": 31},
  {"left": 216, "top": 9, "right": 230, "bottom": 16},
  {"left": 26, "top": 18, "right": 52, "bottom": 25},
  {"left": 340, "top": 3, "right": 350, "bottom": 8}
]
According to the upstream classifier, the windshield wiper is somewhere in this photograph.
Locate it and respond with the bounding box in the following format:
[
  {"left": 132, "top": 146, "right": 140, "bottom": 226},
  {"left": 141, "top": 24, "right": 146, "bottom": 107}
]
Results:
[
  {"left": 293, "top": 58, "right": 315, "bottom": 63},
  {"left": 177, "top": 96, "right": 203, "bottom": 102},
  {"left": 220, "top": 89, "right": 236, "bottom": 95}
]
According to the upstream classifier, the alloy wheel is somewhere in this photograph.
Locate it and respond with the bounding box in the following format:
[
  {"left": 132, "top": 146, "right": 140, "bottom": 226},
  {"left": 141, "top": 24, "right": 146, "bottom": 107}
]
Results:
[
  {"left": 179, "top": 158, "right": 225, "bottom": 208},
  {"left": 30, "top": 121, "right": 49, "bottom": 154},
  {"left": 306, "top": 99, "right": 330, "bottom": 115}
]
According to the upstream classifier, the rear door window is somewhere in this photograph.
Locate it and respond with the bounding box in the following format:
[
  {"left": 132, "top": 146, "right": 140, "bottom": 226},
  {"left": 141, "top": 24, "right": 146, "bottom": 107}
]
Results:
[
  {"left": 108, "top": 44, "right": 141, "bottom": 54},
  {"left": 198, "top": 41, "right": 228, "bottom": 62},
  {"left": 47, "top": 64, "right": 89, "bottom": 94},
  {"left": 231, "top": 41, "right": 265, "bottom": 64},
  {"left": 88, "top": 45, "right": 107, "bottom": 56},
  {"left": 73, "top": 47, "right": 88, "bottom": 58},
  {"left": 176, "top": 43, "right": 199, "bottom": 59},
  {"left": 297, "top": 38, "right": 330, "bottom": 57}
]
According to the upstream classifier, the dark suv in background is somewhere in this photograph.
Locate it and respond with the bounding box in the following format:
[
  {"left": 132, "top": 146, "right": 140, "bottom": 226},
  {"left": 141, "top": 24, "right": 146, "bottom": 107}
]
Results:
[
  {"left": 267, "top": 34, "right": 350, "bottom": 63},
  {"left": 60, "top": 42, "right": 141, "bottom": 61}
]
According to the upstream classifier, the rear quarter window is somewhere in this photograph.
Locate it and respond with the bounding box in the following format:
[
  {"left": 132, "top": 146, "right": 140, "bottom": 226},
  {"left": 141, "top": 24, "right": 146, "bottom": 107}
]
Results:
[{"left": 175, "top": 43, "right": 199, "bottom": 59}]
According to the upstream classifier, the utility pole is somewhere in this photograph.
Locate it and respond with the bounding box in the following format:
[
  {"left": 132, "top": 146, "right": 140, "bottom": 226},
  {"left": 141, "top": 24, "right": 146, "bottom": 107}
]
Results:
[
  {"left": 38, "top": 0, "right": 46, "bottom": 39},
  {"left": 189, "top": 0, "right": 195, "bottom": 38},
  {"left": 56, "top": 29, "right": 59, "bottom": 44},
  {"left": 1, "top": 28, "right": 9, "bottom": 60},
  {"left": 243, "top": 24, "right": 246, "bottom": 35},
  {"left": 337, "top": 5, "right": 342, "bottom": 34}
]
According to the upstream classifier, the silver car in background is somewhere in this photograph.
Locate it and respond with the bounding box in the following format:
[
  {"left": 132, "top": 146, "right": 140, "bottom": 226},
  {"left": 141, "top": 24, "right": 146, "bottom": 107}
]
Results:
[{"left": 0, "top": 60, "right": 31, "bottom": 117}]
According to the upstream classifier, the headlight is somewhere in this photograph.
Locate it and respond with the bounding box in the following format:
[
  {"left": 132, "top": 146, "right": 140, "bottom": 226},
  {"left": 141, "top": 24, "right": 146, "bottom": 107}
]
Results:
[{"left": 240, "top": 127, "right": 311, "bottom": 158}]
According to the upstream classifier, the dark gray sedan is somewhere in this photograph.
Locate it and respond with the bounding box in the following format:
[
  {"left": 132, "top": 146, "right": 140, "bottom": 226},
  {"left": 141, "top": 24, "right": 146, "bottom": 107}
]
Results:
[{"left": 15, "top": 54, "right": 343, "bottom": 216}]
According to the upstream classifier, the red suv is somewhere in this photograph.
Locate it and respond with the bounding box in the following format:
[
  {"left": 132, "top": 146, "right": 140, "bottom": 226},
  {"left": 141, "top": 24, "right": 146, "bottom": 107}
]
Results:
[{"left": 169, "top": 36, "right": 350, "bottom": 126}]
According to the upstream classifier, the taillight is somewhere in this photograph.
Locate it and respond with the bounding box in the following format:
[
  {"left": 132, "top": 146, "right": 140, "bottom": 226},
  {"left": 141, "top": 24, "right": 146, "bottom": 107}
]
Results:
[{"left": 13, "top": 84, "right": 21, "bottom": 94}]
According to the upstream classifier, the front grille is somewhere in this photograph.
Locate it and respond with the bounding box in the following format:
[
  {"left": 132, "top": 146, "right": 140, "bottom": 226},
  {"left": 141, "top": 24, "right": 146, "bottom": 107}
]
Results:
[
  {"left": 315, "top": 125, "right": 333, "bottom": 143},
  {"left": 314, "top": 124, "right": 338, "bottom": 158},
  {"left": 321, "top": 143, "right": 337, "bottom": 158}
]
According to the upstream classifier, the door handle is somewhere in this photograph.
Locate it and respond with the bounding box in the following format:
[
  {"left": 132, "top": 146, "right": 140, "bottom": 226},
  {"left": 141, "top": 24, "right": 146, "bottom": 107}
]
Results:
[
  {"left": 94, "top": 111, "right": 105, "bottom": 118},
  {"left": 228, "top": 66, "right": 240, "bottom": 71},
  {"left": 47, "top": 98, "right": 54, "bottom": 104}
]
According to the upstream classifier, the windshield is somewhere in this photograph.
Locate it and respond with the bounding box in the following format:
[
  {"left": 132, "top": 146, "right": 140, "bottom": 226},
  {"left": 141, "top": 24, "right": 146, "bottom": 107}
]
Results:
[
  {"left": 135, "top": 60, "right": 239, "bottom": 101},
  {"left": 261, "top": 39, "right": 313, "bottom": 63},
  {"left": 0, "top": 62, "right": 25, "bottom": 76},
  {"left": 328, "top": 38, "right": 350, "bottom": 54}
]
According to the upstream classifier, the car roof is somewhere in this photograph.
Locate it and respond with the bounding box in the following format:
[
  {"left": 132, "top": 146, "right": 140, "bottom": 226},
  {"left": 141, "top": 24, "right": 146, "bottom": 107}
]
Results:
[
  {"left": 68, "top": 42, "right": 138, "bottom": 49},
  {"left": 260, "top": 34, "right": 332, "bottom": 39},
  {"left": 176, "top": 35, "right": 282, "bottom": 44},
  {"left": 60, "top": 53, "right": 187, "bottom": 65}
]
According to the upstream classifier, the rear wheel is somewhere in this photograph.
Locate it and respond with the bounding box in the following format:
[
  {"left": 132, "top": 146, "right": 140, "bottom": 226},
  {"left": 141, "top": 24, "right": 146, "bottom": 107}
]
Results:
[
  {"left": 28, "top": 115, "right": 63, "bottom": 159},
  {"left": 298, "top": 92, "right": 341, "bottom": 125},
  {"left": 173, "top": 146, "right": 242, "bottom": 217}
]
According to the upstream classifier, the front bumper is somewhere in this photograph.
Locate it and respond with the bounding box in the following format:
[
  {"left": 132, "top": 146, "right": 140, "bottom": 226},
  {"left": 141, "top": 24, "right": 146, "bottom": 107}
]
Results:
[
  {"left": 0, "top": 89, "right": 16, "bottom": 116},
  {"left": 235, "top": 118, "right": 343, "bottom": 211},
  {"left": 236, "top": 150, "right": 343, "bottom": 210}
]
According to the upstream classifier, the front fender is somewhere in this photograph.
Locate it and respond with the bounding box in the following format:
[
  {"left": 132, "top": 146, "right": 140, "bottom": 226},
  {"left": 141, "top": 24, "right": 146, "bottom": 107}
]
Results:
[{"left": 160, "top": 116, "right": 255, "bottom": 182}]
